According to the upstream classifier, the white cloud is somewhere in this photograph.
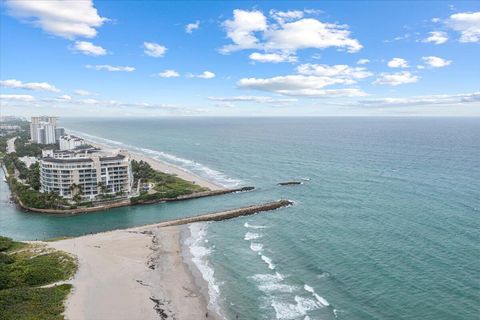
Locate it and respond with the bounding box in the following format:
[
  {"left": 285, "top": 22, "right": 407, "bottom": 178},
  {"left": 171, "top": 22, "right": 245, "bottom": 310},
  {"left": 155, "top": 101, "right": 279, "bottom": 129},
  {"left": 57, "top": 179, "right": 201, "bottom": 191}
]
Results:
[
  {"left": 0, "top": 94, "right": 36, "bottom": 102},
  {"left": 237, "top": 75, "right": 367, "bottom": 97},
  {"left": 72, "top": 41, "right": 107, "bottom": 56},
  {"left": 357, "top": 59, "right": 370, "bottom": 65},
  {"left": 185, "top": 21, "right": 200, "bottom": 33},
  {"left": 263, "top": 18, "right": 362, "bottom": 53},
  {"left": 5, "top": 0, "right": 107, "bottom": 39},
  {"left": 74, "top": 89, "right": 91, "bottom": 96},
  {"left": 357, "top": 92, "right": 480, "bottom": 108},
  {"left": 143, "top": 42, "right": 167, "bottom": 57},
  {"left": 156, "top": 70, "right": 180, "bottom": 78},
  {"left": 296, "top": 64, "right": 372, "bottom": 80},
  {"left": 423, "top": 31, "right": 448, "bottom": 44},
  {"left": 373, "top": 71, "right": 419, "bottom": 86},
  {"left": 447, "top": 11, "right": 480, "bottom": 42},
  {"left": 208, "top": 96, "right": 297, "bottom": 104},
  {"left": 220, "top": 9, "right": 362, "bottom": 56},
  {"left": 422, "top": 56, "right": 452, "bottom": 68},
  {"left": 269, "top": 9, "right": 304, "bottom": 23},
  {"left": 249, "top": 52, "right": 297, "bottom": 63},
  {"left": 0, "top": 79, "right": 59, "bottom": 92},
  {"left": 57, "top": 94, "right": 72, "bottom": 101},
  {"left": 220, "top": 9, "right": 268, "bottom": 53},
  {"left": 387, "top": 57, "right": 409, "bottom": 68},
  {"left": 86, "top": 65, "right": 135, "bottom": 72},
  {"left": 188, "top": 71, "right": 216, "bottom": 79}
]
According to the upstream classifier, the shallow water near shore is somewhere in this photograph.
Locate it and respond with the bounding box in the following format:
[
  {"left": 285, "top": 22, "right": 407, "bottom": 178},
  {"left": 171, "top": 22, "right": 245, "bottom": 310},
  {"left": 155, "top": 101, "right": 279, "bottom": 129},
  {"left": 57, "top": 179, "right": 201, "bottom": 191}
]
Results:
[{"left": 1, "top": 117, "right": 479, "bottom": 319}]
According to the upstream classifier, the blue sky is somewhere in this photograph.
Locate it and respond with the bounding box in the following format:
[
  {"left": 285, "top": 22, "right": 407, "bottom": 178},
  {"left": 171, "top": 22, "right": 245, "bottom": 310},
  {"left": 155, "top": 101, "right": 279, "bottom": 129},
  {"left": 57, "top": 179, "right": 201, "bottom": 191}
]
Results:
[{"left": 1, "top": 0, "right": 479, "bottom": 117}]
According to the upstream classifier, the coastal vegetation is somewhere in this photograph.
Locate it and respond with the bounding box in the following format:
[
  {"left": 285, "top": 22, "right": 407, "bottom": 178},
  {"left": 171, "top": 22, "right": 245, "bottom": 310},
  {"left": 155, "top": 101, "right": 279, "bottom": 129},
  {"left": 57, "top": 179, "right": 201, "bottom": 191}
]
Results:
[
  {"left": 130, "top": 160, "right": 208, "bottom": 204},
  {"left": 0, "top": 236, "right": 76, "bottom": 320}
]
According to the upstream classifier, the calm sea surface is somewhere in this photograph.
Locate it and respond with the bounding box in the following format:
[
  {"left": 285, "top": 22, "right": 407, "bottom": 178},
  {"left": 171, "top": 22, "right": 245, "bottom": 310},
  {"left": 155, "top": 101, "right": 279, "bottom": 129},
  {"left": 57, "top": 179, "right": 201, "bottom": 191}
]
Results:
[{"left": 1, "top": 117, "right": 479, "bottom": 319}]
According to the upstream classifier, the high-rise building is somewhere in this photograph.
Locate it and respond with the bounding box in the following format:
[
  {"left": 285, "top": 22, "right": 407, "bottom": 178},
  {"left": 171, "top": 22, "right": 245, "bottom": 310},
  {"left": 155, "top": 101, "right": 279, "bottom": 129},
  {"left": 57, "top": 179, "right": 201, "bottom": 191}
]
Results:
[
  {"left": 55, "top": 127, "right": 65, "bottom": 141},
  {"left": 30, "top": 116, "right": 60, "bottom": 144}
]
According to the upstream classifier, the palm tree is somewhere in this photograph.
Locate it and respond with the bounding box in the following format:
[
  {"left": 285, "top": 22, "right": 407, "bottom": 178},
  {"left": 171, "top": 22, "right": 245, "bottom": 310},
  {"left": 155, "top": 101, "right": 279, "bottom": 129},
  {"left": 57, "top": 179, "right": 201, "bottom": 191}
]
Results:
[{"left": 69, "top": 183, "right": 83, "bottom": 204}]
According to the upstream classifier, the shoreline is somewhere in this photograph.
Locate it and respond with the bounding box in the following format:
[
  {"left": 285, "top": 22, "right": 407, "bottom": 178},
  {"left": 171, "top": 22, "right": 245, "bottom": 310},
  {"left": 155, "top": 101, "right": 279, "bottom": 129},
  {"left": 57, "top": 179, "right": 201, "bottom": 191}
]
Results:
[
  {"left": 47, "top": 225, "right": 212, "bottom": 320},
  {"left": 44, "top": 201, "right": 292, "bottom": 319},
  {"left": 84, "top": 138, "right": 226, "bottom": 191}
]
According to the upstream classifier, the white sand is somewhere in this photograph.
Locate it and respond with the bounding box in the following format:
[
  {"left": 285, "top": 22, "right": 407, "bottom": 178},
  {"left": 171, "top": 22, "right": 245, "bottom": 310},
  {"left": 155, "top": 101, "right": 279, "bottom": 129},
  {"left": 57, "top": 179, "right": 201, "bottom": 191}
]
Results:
[{"left": 47, "top": 227, "right": 210, "bottom": 320}]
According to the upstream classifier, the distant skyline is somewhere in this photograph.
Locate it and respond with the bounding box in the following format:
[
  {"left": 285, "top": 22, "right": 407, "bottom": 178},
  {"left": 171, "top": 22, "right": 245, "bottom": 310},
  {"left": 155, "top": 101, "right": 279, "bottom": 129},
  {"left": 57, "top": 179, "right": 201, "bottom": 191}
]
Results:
[{"left": 0, "top": 0, "right": 479, "bottom": 117}]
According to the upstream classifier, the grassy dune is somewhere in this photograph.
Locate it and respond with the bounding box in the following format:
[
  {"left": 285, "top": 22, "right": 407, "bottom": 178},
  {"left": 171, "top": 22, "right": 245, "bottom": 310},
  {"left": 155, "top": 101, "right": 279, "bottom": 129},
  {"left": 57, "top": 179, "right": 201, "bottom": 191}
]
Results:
[{"left": 0, "top": 236, "right": 77, "bottom": 320}]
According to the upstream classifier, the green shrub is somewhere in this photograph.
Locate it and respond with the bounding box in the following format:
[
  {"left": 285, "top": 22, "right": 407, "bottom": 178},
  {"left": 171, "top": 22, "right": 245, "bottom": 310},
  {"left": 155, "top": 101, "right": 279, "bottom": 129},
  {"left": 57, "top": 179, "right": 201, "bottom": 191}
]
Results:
[
  {"left": 0, "top": 284, "right": 72, "bottom": 320},
  {"left": 0, "top": 237, "right": 13, "bottom": 252},
  {"left": 0, "top": 253, "right": 13, "bottom": 264}
]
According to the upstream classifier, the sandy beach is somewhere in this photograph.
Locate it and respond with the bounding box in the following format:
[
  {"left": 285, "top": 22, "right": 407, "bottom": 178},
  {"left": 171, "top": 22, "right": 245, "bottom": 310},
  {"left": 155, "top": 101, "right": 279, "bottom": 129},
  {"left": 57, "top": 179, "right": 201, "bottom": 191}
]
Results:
[
  {"left": 85, "top": 140, "right": 225, "bottom": 191},
  {"left": 47, "top": 225, "right": 211, "bottom": 320}
]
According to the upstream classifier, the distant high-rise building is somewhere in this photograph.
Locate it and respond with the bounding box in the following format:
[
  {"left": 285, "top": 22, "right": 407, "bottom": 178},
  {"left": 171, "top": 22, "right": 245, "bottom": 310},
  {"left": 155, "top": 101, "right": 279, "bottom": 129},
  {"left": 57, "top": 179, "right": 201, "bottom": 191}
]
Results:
[
  {"left": 30, "top": 116, "right": 60, "bottom": 144},
  {"left": 55, "top": 127, "right": 65, "bottom": 141}
]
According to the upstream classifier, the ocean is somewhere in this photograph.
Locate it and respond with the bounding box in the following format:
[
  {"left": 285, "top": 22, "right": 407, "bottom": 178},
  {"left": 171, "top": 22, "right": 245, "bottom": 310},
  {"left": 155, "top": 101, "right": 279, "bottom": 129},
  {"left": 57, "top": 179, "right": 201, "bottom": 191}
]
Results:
[{"left": 1, "top": 117, "right": 479, "bottom": 319}]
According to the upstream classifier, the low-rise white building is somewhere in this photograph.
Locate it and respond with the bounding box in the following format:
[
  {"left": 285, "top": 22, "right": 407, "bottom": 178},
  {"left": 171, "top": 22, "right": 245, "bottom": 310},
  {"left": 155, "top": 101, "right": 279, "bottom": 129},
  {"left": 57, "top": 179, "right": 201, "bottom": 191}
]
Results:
[
  {"left": 59, "top": 135, "right": 85, "bottom": 150},
  {"left": 40, "top": 150, "right": 133, "bottom": 200}
]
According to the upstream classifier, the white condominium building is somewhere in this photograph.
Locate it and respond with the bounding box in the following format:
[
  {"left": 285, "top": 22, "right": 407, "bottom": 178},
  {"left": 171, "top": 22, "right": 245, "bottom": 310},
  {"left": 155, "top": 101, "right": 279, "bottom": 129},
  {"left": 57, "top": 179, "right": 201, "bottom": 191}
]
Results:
[
  {"left": 30, "top": 116, "right": 64, "bottom": 144},
  {"left": 40, "top": 150, "right": 133, "bottom": 200},
  {"left": 59, "top": 135, "right": 86, "bottom": 150}
]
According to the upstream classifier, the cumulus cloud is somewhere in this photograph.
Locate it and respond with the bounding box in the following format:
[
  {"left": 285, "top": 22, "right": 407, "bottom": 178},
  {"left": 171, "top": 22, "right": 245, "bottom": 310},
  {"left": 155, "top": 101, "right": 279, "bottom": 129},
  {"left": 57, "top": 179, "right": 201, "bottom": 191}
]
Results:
[
  {"left": 208, "top": 96, "right": 297, "bottom": 104},
  {"left": 0, "top": 79, "right": 59, "bottom": 92},
  {"left": 86, "top": 65, "right": 135, "bottom": 72},
  {"left": 0, "top": 94, "right": 36, "bottom": 102},
  {"left": 423, "top": 31, "right": 448, "bottom": 44},
  {"left": 220, "top": 9, "right": 362, "bottom": 59},
  {"left": 263, "top": 18, "right": 362, "bottom": 53},
  {"left": 188, "top": 71, "right": 216, "bottom": 79},
  {"left": 237, "top": 75, "right": 367, "bottom": 97},
  {"left": 387, "top": 58, "right": 409, "bottom": 68},
  {"left": 143, "top": 42, "right": 167, "bottom": 57},
  {"left": 72, "top": 41, "right": 107, "bottom": 56},
  {"left": 156, "top": 70, "right": 180, "bottom": 78},
  {"left": 373, "top": 71, "right": 419, "bottom": 86},
  {"left": 296, "top": 64, "right": 373, "bottom": 80},
  {"left": 356, "top": 92, "right": 480, "bottom": 108},
  {"left": 221, "top": 9, "right": 268, "bottom": 53},
  {"left": 4, "top": 0, "right": 107, "bottom": 39},
  {"left": 249, "top": 52, "right": 297, "bottom": 63},
  {"left": 447, "top": 11, "right": 480, "bottom": 42},
  {"left": 422, "top": 56, "right": 452, "bottom": 68},
  {"left": 74, "top": 89, "right": 91, "bottom": 96},
  {"left": 357, "top": 59, "right": 370, "bottom": 65},
  {"left": 185, "top": 21, "right": 200, "bottom": 33}
]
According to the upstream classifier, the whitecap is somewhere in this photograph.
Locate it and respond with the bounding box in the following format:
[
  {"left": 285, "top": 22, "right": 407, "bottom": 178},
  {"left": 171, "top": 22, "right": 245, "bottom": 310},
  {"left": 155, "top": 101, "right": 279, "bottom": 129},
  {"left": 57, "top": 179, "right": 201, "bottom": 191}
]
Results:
[
  {"left": 304, "top": 284, "right": 330, "bottom": 307},
  {"left": 250, "top": 242, "right": 263, "bottom": 252},
  {"left": 244, "top": 222, "right": 268, "bottom": 229},
  {"left": 251, "top": 272, "right": 284, "bottom": 282},
  {"left": 258, "top": 283, "right": 297, "bottom": 293},
  {"left": 244, "top": 232, "right": 262, "bottom": 241},
  {"left": 260, "top": 254, "right": 275, "bottom": 270}
]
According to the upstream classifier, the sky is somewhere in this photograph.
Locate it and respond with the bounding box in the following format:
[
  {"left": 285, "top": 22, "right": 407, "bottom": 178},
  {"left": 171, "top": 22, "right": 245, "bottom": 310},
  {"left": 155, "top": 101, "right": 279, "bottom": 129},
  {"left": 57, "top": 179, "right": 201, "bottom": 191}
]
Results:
[{"left": 0, "top": 0, "right": 479, "bottom": 117}]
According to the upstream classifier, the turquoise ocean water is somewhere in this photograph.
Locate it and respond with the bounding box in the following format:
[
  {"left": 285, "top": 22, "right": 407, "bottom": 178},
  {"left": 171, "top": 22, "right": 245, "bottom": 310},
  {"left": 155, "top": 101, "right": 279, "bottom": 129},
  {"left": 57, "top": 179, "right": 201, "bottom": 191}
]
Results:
[{"left": 1, "top": 117, "right": 479, "bottom": 319}]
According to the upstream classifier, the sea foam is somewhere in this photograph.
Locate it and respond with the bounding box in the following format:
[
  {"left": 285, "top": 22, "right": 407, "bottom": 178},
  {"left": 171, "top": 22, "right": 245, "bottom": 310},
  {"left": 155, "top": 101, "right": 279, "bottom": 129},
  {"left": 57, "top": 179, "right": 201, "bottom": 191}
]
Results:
[
  {"left": 185, "top": 223, "right": 224, "bottom": 317},
  {"left": 244, "top": 222, "right": 268, "bottom": 229},
  {"left": 304, "top": 284, "right": 330, "bottom": 306},
  {"left": 244, "top": 232, "right": 262, "bottom": 241}
]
